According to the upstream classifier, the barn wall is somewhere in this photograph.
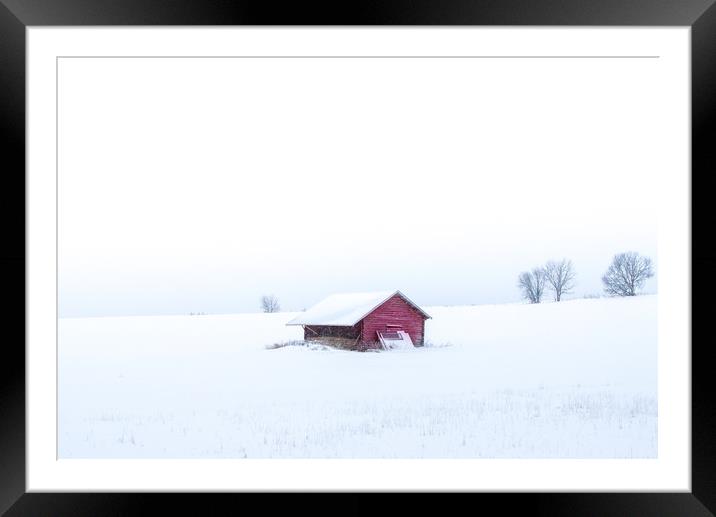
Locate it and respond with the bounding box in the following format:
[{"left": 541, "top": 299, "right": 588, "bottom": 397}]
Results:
[
  {"left": 304, "top": 324, "right": 360, "bottom": 340},
  {"left": 360, "top": 294, "right": 426, "bottom": 348},
  {"left": 304, "top": 324, "right": 361, "bottom": 350}
]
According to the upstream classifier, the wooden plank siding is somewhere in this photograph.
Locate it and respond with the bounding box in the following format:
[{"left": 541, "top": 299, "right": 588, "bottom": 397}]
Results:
[
  {"left": 360, "top": 294, "right": 426, "bottom": 349},
  {"left": 304, "top": 323, "right": 361, "bottom": 349},
  {"left": 304, "top": 323, "right": 360, "bottom": 340}
]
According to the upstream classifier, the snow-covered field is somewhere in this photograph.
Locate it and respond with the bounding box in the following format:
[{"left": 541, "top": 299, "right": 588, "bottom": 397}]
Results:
[{"left": 58, "top": 295, "right": 657, "bottom": 458}]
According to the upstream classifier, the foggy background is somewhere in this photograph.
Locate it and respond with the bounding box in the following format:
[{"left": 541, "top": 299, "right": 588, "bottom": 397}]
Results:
[{"left": 58, "top": 57, "right": 660, "bottom": 317}]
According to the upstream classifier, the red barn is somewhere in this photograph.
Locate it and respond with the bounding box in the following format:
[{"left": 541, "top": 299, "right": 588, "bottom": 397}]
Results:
[{"left": 286, "top": 290, "right": 431, "bottom": 351}]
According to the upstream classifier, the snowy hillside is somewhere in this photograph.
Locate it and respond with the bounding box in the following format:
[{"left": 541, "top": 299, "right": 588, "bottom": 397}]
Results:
[{"left": 58, "top": 295, "right": 656, "bottom": 458}]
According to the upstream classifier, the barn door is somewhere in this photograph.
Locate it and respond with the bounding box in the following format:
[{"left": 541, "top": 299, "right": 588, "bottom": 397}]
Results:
[{"left": 378, "top": 330, "right": 414, "bottom": 350}]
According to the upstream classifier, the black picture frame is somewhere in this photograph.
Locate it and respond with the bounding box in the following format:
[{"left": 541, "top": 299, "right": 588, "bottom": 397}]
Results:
[{"left": 1, "top": 1, "right": 714, "bottom": 514}]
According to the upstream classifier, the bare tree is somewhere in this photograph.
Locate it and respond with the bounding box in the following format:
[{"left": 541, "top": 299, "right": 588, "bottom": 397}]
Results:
[
  {"left": 261, "top": 294, "right": 280, "bottom": 313},
  {"left": 544, "top": 259, "right": 576, "bottom": 302},
  {"left": 517, "top": 267, "right": 546, "bottom": 304},
  {"left": 602, "top": 252, "right": 654, "bottom": 297}
]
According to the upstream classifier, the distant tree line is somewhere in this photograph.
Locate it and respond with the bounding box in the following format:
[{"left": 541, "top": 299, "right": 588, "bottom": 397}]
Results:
[{"left": 517, "top": 252, "right": 653, "bottom": 304}]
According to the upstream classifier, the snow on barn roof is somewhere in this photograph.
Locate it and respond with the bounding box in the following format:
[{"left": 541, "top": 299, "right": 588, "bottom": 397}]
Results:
[{"left": 286, "top": 290, "right": 431, "bottom": 327}]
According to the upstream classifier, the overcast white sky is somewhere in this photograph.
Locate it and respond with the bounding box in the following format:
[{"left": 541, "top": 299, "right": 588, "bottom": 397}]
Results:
[{"left": 58, "top": 54, "right": 666, "bottom": 317}]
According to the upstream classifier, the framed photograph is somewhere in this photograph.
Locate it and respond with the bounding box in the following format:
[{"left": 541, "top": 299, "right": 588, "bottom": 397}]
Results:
[{"left": 3, "top": 0, "right": 715, "bottom": 514}]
